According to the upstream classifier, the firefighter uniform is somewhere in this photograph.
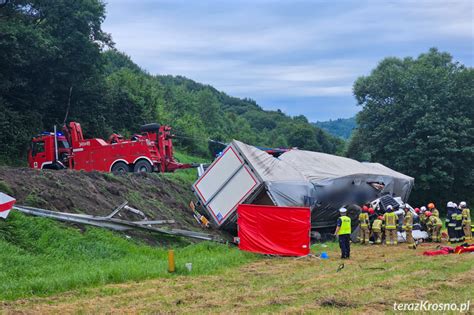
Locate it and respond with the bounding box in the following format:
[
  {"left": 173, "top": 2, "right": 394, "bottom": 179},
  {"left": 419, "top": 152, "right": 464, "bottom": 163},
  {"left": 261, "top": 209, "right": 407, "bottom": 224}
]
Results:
[
  {"left": 446, "top": 204, "right": 458, "bottom": 243},
  {"left": 455, "top": 208, "right": 464, "bottom": 242},
  {"left": 427, "top": 216, "right": 443, "bottom": 242},
  {"left": 358, "top": 211, "right": 370, "bottom": 244},
  {"left": 461, "top": 207, "right": 472, "bottom": 241},
  {"left": 419, "top": 212, "right": 428, "bottom": 231},
  {"left": 402, "top": 211, "right": 415, "bottom": 248},
  {"left": 372, "top": 218, "right": 383, "bottom": 244},
  {"left": 384, "top": 211, "right": 398, "bottom": 245}
]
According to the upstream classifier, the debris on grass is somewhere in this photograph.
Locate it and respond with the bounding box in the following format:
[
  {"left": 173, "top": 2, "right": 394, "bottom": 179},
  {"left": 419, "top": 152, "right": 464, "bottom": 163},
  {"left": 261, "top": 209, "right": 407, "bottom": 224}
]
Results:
[{"left": 319, "top": 297, "right": 358, "bottom": 308}]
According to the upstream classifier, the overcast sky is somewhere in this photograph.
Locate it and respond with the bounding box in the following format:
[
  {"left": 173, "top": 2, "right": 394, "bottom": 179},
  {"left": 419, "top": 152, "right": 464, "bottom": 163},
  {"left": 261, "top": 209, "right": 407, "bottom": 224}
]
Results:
[{"left": 103, "top": 0, "right": 473, "bottom": 122}]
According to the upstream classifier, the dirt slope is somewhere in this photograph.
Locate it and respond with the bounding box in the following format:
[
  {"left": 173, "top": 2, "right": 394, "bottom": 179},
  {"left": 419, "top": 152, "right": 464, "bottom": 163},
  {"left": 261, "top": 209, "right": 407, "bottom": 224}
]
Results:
[{"left": 0, "top": 167, "right": 203, "bottom": 232}]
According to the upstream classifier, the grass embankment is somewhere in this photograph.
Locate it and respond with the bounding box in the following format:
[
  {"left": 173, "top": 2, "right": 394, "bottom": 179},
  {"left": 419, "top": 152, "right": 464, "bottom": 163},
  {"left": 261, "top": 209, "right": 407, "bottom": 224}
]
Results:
[
  {"left": 4, "top": 243, "right": 472, "bottom": 313},
  {"left": 0, "top": 211, "right": 256, "bottom": 301},
  {"left": 163, "top": 150, "right": 209, "bottom": 185}
]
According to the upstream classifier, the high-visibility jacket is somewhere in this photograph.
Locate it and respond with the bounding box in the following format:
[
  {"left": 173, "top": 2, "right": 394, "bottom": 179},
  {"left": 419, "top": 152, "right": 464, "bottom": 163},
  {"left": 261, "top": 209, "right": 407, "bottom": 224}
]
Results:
[
  {"left": 359, "top": 212, "right": 369, "bottom": 228},
  {"left": 372, "top": 219, "right": 383, "bottom": 232},
  {"left": 402, "top": 212, "right": 413, "bottom": 231},
  {"left": 427, "top": 216, "right": 442, "bottom": 228},
  {"left": 446, "top": 207, "right": 457, "bottom": 228},
  {"left": 455, "top": 209, "right": 463, "bottom": 230},
  {"left": 419, "top": 213, "right": 427, "bottom": 224},
  {"left": 338, "top": 216, "right": 351, "bottom": 235},
  {"left": 384, "top": 212, "right": 398, "bottom": 230},
  {"left": 455, "top": 210, "right": 463, "bottom": 221},
  {"left": 432, "top": 208, "right": 439, "bottom": 218},
  {"left": 462, "top": 208, "right": 471, "bottom": 224}
]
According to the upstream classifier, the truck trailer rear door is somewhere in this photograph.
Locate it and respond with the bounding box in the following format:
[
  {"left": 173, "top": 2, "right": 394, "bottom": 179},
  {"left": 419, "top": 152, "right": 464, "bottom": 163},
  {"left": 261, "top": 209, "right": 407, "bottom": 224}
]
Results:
[{"left": 193, "top": 145, "right": 262, "bottom": 227}]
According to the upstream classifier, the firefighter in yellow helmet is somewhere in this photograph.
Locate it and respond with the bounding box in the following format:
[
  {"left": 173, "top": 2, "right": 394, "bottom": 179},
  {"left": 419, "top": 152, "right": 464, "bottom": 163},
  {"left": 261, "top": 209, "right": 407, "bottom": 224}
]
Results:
[
  {"left": 383, "top": 205, "right": 398, "bottom": 245},
  {"left": 428, "top": 202, "right": 439, "bottom": 218},
  {"left": 426, "top": 211, "right": 442, "bottom": 242},
  {"left": 358, "top": 206, "right": 370, "bottom": 244},
  {"left": 402, "top": 206, "right": 415, "bottom": 249},
  {"left": 371, "top": 215, "right": 384, "bottom": 244},
  {"left": 460, "top": 201, "right": 472, "bottom": 241}
]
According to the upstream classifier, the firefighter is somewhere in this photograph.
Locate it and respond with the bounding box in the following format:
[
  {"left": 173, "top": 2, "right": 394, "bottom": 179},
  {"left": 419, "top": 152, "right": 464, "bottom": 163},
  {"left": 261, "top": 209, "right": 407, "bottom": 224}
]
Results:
[
  {"left": 446, "top": 202, "right": 458, "bottom": 243},
  {"left": 428, "top": 202, "right": 439, "bottom": 218},
  {"left": 372, "top": 215, "right": 384, "bottom": 244},
  {"left": 459, "top": 201, "right": 472, "bottom": 241},
  {"left": 419, "top": 206, "right": 428, "bottom": 231},
  {"left": 454, "top": 203, "right": 464, "bottom": 242},
  {"left": 358, "top": 206, "right": 370, "bottom": 244},
  {"left": 334, "top": 207, "right": 351, "bottom": 259},
  {"left": 368, "top": 207, "right": 376, "bottom": 225},
  {"left": 383, "top": 205, "right": 398, "bottom": 245},
  {"left": 413, "top": 208, "right": 421, "bottom": 230},
  {"left": 402, "top": 206, "right": 415, "bottom": 248},
  {"left": 426, "top": 211, "right": 442, "bottom": 242}
]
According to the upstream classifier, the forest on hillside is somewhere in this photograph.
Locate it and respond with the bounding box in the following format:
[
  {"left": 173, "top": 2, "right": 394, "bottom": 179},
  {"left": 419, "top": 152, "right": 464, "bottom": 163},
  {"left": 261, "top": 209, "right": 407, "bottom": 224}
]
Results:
[
  {"left": 314, "top": 117, "right": 356, "bottom": 139},
  {"left": 0, "top": 0, "right": 343, "bottom": 165},
  {"left": 0, "top": 1, "right": 472, "bottom": 207}
]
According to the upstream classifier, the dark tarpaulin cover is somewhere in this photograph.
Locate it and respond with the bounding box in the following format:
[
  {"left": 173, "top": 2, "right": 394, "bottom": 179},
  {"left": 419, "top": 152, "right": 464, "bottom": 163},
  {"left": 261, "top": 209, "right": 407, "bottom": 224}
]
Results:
[{"left": 237, "top": 204, "right": 311, "bottom": 256}]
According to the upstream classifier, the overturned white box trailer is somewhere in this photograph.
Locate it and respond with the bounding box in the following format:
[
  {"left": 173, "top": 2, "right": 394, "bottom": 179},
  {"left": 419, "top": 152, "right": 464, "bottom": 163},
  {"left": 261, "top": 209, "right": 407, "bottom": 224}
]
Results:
[{"left": 192, "top": 140, "right": 414, "bottom": 230}]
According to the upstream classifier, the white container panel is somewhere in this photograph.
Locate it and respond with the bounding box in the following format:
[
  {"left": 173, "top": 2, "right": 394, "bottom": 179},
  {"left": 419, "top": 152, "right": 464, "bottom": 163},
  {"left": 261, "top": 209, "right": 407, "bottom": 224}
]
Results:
[
  {"left": 194, "top": 147, "right": 243, "bottom": 202},
  {"left": 207, "top": 166, "right": 258, "bottom": 224}
]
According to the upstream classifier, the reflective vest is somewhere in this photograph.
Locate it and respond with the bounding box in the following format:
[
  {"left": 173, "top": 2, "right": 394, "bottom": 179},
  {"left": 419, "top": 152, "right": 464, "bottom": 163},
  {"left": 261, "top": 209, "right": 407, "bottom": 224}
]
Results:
[
  {"left": 432, "top": 209, "right": 439, "bottom": 218},
  {"left": 359, "top": 212, "right": 369, "bottom": 228},
  {"left": 372, "top": 219, "right": 383, "bottom": 232},
  {"left": 338, "top": 216, "right": 351, "bottom": 235},
  {"left": 462, "top": 208, "right": 471, "bottom": 224},
  {"left": 446, "top": 208, "right": 457, "bottom": 227},
  {"left": 428, "top": 216, "right": 442, "bottom": 227},
  {"left": 402, "top": 212, "right": 413, "bottom": 231},
  {"left": 384, "top": 212, "right": 397, "bottom": 229},
  {"left": 419, "top": 213, "right": 427, "bottom": 224}
]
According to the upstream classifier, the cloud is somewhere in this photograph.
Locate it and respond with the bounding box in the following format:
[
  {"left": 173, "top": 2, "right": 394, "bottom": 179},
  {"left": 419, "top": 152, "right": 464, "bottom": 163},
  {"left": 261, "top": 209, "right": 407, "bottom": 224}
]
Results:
[{"left": 103, "top": 0, "right": 473, "bottom": 120}]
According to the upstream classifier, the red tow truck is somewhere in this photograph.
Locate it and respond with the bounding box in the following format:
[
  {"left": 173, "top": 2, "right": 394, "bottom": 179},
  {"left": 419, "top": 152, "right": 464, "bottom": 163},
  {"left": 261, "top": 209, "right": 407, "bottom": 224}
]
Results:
[{"left": 28, "top": 122, "right": 193, "bottom": 173}]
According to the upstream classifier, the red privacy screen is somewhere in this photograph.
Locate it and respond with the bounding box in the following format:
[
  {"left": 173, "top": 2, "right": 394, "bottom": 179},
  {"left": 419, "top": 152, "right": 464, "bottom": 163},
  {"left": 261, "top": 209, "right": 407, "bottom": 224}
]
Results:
[{"left": 237, "top": 204, "right": 311, "bottom": 256}]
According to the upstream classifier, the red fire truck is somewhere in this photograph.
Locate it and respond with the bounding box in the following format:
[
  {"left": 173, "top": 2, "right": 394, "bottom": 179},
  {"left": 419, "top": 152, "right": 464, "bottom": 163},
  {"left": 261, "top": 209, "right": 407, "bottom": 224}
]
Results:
[{"left": 28, "top": 122, "right": 193, "bottom": 173}]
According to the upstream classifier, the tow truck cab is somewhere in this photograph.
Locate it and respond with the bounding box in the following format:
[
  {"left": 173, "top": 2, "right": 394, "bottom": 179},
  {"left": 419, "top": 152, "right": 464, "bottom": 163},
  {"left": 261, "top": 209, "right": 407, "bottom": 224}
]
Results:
[{"left": 28, "top": 132, "right": 70, "bottom": 169}]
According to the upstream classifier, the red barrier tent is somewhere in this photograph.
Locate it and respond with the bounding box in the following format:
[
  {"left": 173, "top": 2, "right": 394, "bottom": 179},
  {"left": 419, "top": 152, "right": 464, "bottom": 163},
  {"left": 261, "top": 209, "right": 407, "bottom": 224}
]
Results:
[{"left": 237, "top": 204, "right": 311, "bottom": 256}]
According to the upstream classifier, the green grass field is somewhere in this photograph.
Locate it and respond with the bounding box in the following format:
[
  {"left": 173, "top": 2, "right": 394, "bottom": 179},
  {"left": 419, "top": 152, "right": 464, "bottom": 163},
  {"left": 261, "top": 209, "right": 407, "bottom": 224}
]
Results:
[
  {"left": 0, "top": 212, "right": 256, "bottom": 301},
  {"left": 2, "top": 241, "right": 472, "bottom": 313}
]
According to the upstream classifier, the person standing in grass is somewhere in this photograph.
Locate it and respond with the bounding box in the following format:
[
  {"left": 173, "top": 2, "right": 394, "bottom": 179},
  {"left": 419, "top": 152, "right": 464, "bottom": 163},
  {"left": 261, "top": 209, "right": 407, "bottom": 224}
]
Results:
[
  {"left": 454, "top": 203, "right": 465, "bottom": 243},
  {"left": 402, "top": 206, "right": 415, "bottom": 249},
  {"left": 446, "top": 202, "right": 458, "bottom": 243},
  {"left": 460, "top": 201, "right": 471, "bottom": 241},
  {"left": 383, "top": 205, "right": 398, "bottom": 245},
  {"left": 358, "top": 206, "right": 370, "bottom": 244},
  {"left": 334, "top": 207, "right": 351, "bottom": 259}
]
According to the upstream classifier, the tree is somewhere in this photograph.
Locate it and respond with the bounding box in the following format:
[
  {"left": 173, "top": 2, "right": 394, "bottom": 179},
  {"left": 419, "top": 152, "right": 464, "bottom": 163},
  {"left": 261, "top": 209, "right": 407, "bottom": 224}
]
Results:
[
  {"left": 0, "top": 0, "right": 112, "bottom": 163},
  {"left": 349, "top": 48, "right": 474, "bottom": 208}
]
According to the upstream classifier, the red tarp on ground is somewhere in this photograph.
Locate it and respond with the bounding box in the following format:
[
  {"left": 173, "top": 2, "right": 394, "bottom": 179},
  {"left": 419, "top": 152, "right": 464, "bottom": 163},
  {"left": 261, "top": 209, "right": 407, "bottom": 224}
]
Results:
[
  {"left": 455, "top": 244, "right": 474, "bottom": 254},
  {"left": 237, "top": 204, "right": 310, "bottom": 256}
]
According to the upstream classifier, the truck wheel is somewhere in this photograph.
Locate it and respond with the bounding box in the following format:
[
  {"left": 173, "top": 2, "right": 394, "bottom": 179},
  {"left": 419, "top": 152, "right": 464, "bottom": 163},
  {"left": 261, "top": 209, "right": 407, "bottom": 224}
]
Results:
[
  {"left": 133, "top": 160, "right": 152, "bottom": 173},
  {"left": 111, "top": 162, "right": 130, "bottom": 174}
]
